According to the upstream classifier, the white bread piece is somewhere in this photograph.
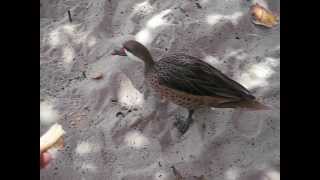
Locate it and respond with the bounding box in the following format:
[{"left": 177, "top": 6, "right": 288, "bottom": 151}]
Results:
[{"left": 40, "top": 123, "right": 65, "bottom": 153}]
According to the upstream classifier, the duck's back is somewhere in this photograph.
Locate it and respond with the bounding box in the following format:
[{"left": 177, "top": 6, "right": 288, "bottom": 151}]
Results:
[{"left": 157, "top": 54, "right": 254, "bottom": 98}]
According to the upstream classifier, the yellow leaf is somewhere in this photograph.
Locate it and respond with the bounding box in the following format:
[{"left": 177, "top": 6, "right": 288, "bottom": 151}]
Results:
[{"left": 250, "top": 3, "right": 278, "bottom": 28}]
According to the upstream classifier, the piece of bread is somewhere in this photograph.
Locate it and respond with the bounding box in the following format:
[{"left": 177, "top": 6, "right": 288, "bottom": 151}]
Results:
[{"left": 40, "top": 123, "right": 65, "bottom": 153}]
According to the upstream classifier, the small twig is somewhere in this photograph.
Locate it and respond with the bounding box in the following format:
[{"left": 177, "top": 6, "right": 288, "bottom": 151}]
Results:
[{"left": 67, "top": 10, "right": 72, "bottom": 22}]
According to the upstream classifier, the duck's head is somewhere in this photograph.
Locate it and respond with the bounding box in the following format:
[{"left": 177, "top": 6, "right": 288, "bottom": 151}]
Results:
[{"left": 111, "top": 40, "right": 154, "bottom": 66}]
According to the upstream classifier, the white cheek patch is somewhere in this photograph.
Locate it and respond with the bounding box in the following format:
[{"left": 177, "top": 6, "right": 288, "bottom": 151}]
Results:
[{"left": 124, "top": 49, "right": 143, "bottom": 62}]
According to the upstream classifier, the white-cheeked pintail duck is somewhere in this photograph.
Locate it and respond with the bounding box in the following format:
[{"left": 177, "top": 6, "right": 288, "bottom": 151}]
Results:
[{"left": 112, "top": 40, "right": 269, "bottom": 135}]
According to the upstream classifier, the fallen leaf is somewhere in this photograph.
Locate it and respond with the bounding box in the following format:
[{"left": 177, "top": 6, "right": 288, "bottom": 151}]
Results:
[
  {"left": 91, "top": 72, "right": 103, "bottom": 80},
  {"left": 250, "top": 3, "right": 278, "bottom": 28}
]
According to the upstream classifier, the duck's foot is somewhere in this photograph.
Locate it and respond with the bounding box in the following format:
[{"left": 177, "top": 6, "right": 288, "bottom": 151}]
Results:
[
  {"left": 174, "top": 110, "right": 194, "bottom": 135},
  {"left": 174, "top": 118, "right": 193, "bottom": 135}
]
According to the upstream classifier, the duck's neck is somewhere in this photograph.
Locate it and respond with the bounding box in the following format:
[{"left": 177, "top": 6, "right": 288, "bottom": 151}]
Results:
[
  {"left": 143, "top": 55, "right": 155, "bottom": 72},
  {"left": 125, "top": 49, "right": 155, "bottom": 72}
]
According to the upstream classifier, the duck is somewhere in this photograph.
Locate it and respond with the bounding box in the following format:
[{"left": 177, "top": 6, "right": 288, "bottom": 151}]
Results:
[{"left": 112, "top": 40, "right": 269, "bottom": 135}]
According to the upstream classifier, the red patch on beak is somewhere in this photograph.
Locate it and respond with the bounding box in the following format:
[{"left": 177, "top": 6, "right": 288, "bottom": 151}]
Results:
[{"left": 111, "top": 48, "right": 127, "bottom": 56}]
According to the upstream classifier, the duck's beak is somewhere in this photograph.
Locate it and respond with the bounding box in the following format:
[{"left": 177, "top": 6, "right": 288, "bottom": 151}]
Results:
[{"left": 111, "top": 47, "right": 127, "bottom": 56}]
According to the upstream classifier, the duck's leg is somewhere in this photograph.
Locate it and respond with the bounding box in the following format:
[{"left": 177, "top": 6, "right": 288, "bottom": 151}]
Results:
[
  {"left": 174, "top": 109, "right": 194, "bottom": 135},
  {"left": 142, "top": 84, "right": 151, "bottom": 100}
]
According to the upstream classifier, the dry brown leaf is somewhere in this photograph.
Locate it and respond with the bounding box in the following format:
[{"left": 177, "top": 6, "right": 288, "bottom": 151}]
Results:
[
  {"left": 91, "top": 72, "right": 103, "bottom": 80},
  {"left": 250, "top": 3, "right": 278, "bottom": 28}
]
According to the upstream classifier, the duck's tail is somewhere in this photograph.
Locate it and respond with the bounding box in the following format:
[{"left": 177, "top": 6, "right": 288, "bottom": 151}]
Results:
[{"left": 215, "top": 99, "right": 271, "bottom": 111}]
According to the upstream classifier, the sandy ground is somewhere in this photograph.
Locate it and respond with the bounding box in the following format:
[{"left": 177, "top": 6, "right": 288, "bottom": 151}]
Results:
[{"left": 40, "top": 0, "right": 280, "bottom": 179}]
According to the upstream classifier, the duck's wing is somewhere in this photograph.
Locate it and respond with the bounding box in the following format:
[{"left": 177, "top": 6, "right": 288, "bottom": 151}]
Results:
[{"left": 156, "top": 54, "right": 255, "bottom": 100}]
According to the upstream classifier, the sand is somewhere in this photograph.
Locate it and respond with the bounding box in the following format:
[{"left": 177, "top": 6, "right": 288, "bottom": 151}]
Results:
[{"left": 40, "top": 0, "right": 280, "bottom": 179}]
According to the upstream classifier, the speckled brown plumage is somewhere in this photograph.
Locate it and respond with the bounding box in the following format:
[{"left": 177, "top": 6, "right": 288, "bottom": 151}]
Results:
[
  {"left": 145, "top": 53, "right": 267, "bottom": 109},
  {"left": 146, "top": 72, "right": 228, "bottom": 110},
  {"left": 112, "top": 40, "right": 269, "bottom": 135}
]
